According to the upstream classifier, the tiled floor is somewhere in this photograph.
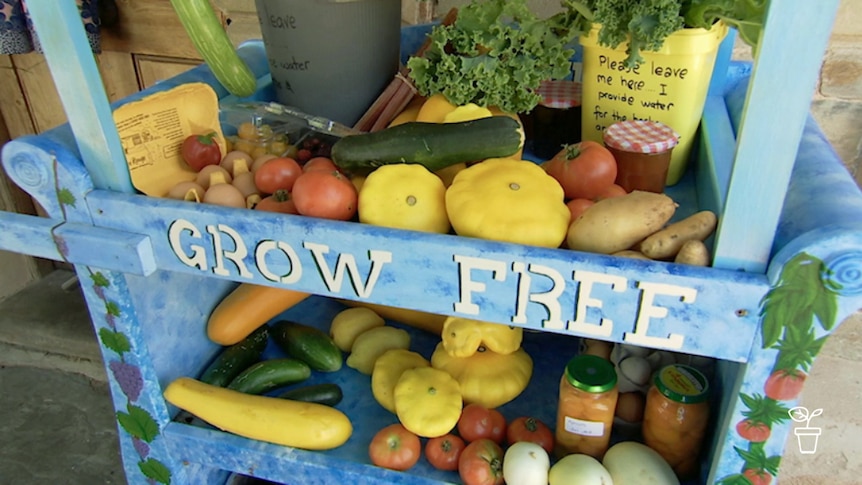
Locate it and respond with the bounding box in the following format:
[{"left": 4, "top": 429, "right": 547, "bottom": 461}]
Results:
[{"left": 0, "top": 270, "right": 859, "bottom": 484}]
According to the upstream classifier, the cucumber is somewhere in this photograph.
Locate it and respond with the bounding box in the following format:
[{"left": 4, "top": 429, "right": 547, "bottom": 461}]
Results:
[
  {"left": 199, "top": 325, "right": 269, "bottom": 387},
  {"left": 170, "top": 0, "right": 257, "bottom": 97},
  {"left": 331, "top": 116, "right": 524, "bottom": 173},
  {"left": 226, "top": 358, "right": 311, "bottom": 395},
  {"left": 278, "top": 383, "right": 344, "bottom": 407},
  {"left": 270, "top": 320, "right": 343, "bottom": 372}
]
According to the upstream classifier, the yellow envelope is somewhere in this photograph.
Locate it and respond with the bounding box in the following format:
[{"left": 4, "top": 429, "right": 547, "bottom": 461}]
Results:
[{"left": 113, "top": 82, "right": 226, "bottom": 197}]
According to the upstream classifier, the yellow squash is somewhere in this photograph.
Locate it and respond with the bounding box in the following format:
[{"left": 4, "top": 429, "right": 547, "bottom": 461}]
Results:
[
  {"left": 394, "top": 367, "right": 463, "bottom": 438},
  {"left": 163, "top": 377, "right": 353, "bottom": 450},
  {"left": 441, "top": 316, "right": 523, "bottom": 357},
  {"left": 358, "top": 164, "right": 450, "bottom": 233},
  {"left": 371, "top": 349, "right": 431, "bottom": 413},
  {"left": 431, "top": 342, "right": 533, "bottom": 409},
  {"left": 446, "top": 158, "right": 570, "bottom": 248}
]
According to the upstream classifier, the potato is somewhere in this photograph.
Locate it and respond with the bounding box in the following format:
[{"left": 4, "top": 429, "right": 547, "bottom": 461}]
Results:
[
  {"left": 674, "top": 239, "right": 711, "bottom": 266},
  {"left": 346, "top": 326, "right": 410, "bottom": 375},
  {"left": 639, "top": 210, "right": 717, "bottom": 260},
  {"left": 566, "top": 191, "right": 677, "bottom": 254}
]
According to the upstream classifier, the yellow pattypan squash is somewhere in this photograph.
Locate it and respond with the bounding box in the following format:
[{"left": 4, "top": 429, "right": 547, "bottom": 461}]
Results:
[
  {"left": 431, "top": 342, "right": 532, "bottom": 409},
  {"left": 358, "top": 164, "right": 450, "bottom": 234},
  {"left": 442, "top": 316, "right": 523, "bottom": 357},
  {"left": 371, "top": 348, "right": 430, "bottom": 413},
  {"left": 394, "top": 366, "right": 463, "bottom": 438},
  {"left": 445, "top": 158, "right": 569, "bottom": 248}
]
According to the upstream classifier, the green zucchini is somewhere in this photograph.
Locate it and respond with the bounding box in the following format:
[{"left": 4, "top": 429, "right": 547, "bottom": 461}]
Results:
[
  {"left": 170, "top": 0, "right": 257, "bottom": 97},
  {"left": 270, "top": 320, "right": 343, "bottom": 372},
  {"left": 199, "top": 325, "right": 269, "bottom": 387},
  {"left": 331, "top": 116, "right": 524, "bottom": 173},
  {"left": 226, "top": 358, "right": 311, "bottom": 395},
  {"left": 278, "top": 383, "right": 344, "bottom": 406}
]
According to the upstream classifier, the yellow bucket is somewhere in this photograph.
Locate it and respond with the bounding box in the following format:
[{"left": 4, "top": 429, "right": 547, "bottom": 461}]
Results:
[{"left": 579, "top": 22, "right": 728, "bottom": 185}]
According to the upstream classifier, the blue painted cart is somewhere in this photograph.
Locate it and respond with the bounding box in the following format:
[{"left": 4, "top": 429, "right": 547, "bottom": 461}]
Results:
[{"left": 1, "top": 1, "right": 860, "bottom": 484}]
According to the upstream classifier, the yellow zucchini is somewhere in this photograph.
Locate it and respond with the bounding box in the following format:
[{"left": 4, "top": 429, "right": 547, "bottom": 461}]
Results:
[
  {"left": 164, "top": 377, "right": 353, "bottom": 450},
  {"left": 340, "top": 300, "right": 447, "bottom": 335},
  {"left": 170, "top": 0, "right": 257, "bottom": 97},
  {"left": 207, "top": 284, "right": 310, "bottom": 345}
]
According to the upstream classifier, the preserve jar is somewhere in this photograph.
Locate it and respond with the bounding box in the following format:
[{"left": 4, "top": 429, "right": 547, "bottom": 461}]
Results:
[
  {"left": 603, "top": 120, "right": 679, "bottom": 193},
  {"left": 555, "top": 354, "right": 619, "bottom": 459},
  {"left": 642, "top": 364, "right": 711, "bottom": 480},
  {"left": 529, "top": 80, "right": 583, "bottom": 160}
]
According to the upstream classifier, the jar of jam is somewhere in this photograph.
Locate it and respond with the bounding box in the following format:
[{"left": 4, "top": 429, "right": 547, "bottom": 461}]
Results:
[
  {"left": 603, "top": 120, "right": 679, "bottom": 193},
  {"left": 529, "top": 80, "right": 583, "bottom": 160},
  {"left": 642, "top": 364, "right": 711, "bottom": 481},
  {"left": 555, "top": 354, "right": 619, "bottom": 459}
]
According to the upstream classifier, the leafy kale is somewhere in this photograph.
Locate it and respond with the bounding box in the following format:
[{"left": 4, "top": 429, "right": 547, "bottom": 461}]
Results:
[
  {"left": 407, "top": 0, "right": 584, "bottom": 114},
  {"left": 563, "top": 0, "right": 766, "bottom": 68}
]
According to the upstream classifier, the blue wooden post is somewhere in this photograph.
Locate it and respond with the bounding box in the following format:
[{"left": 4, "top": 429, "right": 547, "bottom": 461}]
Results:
[{"left": 25, "top": 0, "right": 134, "bottom": 193}]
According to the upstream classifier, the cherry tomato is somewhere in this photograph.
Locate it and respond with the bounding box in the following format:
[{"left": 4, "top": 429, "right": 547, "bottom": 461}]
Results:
[
  {"left": 594, "top": 183, "right": 627, "bottom": 201},
  {"left": 566, "top": 198, "right": 595, "bottom": 223},
  {"left": 506, "top": 416, "right": 554, "bottom": 454},
  {"left": 255, "top": 189, "right": 298, "bottom": 214},
  {"left": 542, "top": 141, "right": 617, "bottom": 200},
  {"left": 253, "top": 157, "right": 302, "bottom": 194},
  {"left": 291, "top": 170, "right": 358, "bottom": 221},
  {"left": 303, "top": 156, "right": 339, "bottom": 173},
  {"left": 457, "top": 403, "right": 506, "bottom": 444},
  {"left": 368, "top": 423, "right": 421, "bottom": 471},
  {"left": 425, "top": 433, "right": 466, "bottom": 471},
  {"left": 458, "top": 438, "right": 504, "bottom": 485},
  {"left": 181, "top": 132, "right": 222, "bottom": 172}
]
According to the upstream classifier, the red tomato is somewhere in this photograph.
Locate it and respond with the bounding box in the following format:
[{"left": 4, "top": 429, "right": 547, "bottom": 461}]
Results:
[
  {"left": 182, "top": 132, "right": 222, "bottom": 172},
  {"left": 743, "top": 468, "right": 774, "bottom": 485},
  {"left": 291, "top": 170, "right": 358, "bottom": 221},
  {"left": 594, "top": 183, "right": 627, "bottom": 201},
  {"left": 368, "top": 423, "right": 421, "bottom": 471},
  {"left": 254, "top": 189, "right": 298, "bottom": 214},
  {"left": 506, "top": 416, "right": 554, "bottom": 453},
  {"left": 764, "top": 369, "right": 806, "bottom": 401},
  {"left": 457, "top": 403, "right": 506, "bottom": 444},
  {"left": 254, "top": 157, "right": 302, "bottom": 194},
  {"left": 425, "top": 433, "right": 466, "bottom": 471},
  {"left": 303, "top": 156, "right": 339, "bottom": 173},
  {"left": 735, "top": 419, "right": 771, "bottom": 443},
  {"left": 542, "top": 141, "right": 617, "bottom": 200},
  {"left": 566, "top": 198, "right": 595, "bottom": 223},
  {"left": 458, "top": 438, "right": 504, "bottom": 485}
]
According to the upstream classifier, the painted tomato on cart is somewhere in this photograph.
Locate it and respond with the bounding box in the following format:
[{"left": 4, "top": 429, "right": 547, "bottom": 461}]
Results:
[{"left": 764, "top": 369, "right": 806, "bottom": 401}]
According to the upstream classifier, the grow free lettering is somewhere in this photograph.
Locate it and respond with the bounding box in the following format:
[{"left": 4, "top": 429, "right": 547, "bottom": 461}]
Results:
[
  {"left": 166, "top": 219, "right": 693, "bottom": 351},
  {"left": 590, "top": 54, "right": 688, "bottom": 133}
]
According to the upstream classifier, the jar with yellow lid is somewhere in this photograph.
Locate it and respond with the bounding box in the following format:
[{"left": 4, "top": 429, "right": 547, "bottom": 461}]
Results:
[
  {"left": 555, "top": 354, "right": 619, "bottom": 459},
  {"left": 642, "top": 363, "right": 711, "bottom": 480}
]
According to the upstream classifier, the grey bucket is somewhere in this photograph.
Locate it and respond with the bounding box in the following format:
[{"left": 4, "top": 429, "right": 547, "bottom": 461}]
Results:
[{"left": 254, "top": 0, "right": 402, "bottom": 126}]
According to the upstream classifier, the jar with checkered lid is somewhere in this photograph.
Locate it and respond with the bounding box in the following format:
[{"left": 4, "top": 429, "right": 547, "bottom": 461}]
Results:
[{"left": 603, "top": 120, "right": 680, "bottom": 193}]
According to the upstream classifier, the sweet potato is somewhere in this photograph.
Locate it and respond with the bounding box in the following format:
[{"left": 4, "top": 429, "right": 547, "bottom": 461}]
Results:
[
  {"left": 674, "top": 240, "right": 711, "bottom": 266},
  {"left": 639, "top": 210, "right": 717, "bottom": 260},
  {"left": 566, "top": 191, "right": 677, "bottom": 254}
]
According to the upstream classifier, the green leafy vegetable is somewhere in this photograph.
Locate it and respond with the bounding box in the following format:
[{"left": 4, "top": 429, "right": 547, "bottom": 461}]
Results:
[
  {"left": 563, "top": 0, "right": 767, "bottom": 67},
  {"left": 407, "top": 0, "right": 584, "bottom": 114}
]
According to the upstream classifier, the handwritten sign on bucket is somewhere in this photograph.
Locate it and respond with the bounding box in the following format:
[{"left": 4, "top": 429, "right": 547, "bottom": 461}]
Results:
[{"left": 579, "top": 23, "right": 728, "bottom": 185}]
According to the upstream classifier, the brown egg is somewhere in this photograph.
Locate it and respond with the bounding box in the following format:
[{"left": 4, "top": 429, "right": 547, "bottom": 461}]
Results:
[{"left": 615, "top": 391, "right": 646, "bottom": 423}]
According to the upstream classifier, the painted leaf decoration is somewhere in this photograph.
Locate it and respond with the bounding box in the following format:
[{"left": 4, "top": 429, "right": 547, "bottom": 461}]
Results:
[
  {"left": 106, "top": 300, "right": 122, "bottom": 317},
  {"left": 116, "top": 403, "right": 160, "bottom": 442},
  {"left": 765, "top": 455, "right": 782, "bottom": 474},
  {"left": 811, "top": 285, "right": 838, "bottom": 330},
  {"left": 58, "top": 187, "right": 77, "bottom": 207},
  {"left": 715, "top": 475, "right": 751, "bottom": 485},
  {"left": 99, "top": 327, "right": 131, "bottom": 354},
  {"left": 139, "top": 458, "right": 172, "bottom": 484},
  {"left": 91, "top": 271, "right": 110, "bottom": 288}
]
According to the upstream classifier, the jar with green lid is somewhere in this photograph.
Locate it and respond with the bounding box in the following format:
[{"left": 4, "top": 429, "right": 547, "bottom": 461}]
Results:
[
  {"left": 554, "top": 354, "right": 619, "bottom": 459},
  {"left": 642, "top": 363, "right": 711, "bottom": 480}
]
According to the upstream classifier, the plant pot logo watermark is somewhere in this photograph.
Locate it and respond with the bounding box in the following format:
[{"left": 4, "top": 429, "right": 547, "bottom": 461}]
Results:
[{"left": 789, "top": 406, "right": 823, "bottom": 454}]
